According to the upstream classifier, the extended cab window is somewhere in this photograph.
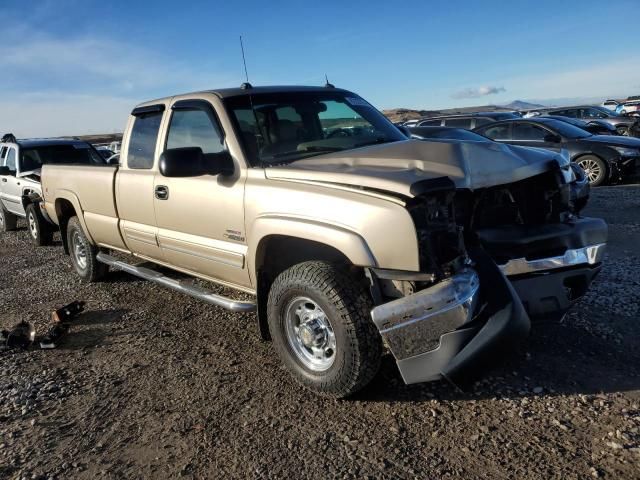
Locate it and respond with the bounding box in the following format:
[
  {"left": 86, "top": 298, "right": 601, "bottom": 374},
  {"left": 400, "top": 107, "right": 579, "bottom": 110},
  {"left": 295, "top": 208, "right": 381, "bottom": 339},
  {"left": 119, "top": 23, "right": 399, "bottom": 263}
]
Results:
[
  {"left": 128, "top": 112, "right": 163, "bottom": 169},
  {"left": 166, "top": 109, "right": 225, "bottom": 154}
]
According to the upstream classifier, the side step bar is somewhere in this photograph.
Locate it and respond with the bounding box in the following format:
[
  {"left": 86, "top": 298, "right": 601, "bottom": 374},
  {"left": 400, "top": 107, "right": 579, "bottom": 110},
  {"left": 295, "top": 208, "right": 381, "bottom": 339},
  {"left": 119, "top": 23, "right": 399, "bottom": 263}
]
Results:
[{"left": 96, "top": 253, "right": 256, "bottom": 313}]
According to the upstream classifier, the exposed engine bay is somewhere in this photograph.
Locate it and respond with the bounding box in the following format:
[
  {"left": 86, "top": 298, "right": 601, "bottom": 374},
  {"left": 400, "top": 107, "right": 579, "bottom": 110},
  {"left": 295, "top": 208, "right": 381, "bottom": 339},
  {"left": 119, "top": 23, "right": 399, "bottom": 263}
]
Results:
[{"left": 405, "top": 162, "right": 591, "bottom": 281}]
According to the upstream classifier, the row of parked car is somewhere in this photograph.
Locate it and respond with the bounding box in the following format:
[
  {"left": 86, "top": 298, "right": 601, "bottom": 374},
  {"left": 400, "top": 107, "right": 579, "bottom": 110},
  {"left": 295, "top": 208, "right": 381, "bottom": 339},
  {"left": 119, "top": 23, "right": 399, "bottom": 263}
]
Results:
[
  {"left": 601, "top": 96, "right": 640, "bottom": 116},
  {"left": 398, "top": 105, "right": 640, "bottom": 186}
]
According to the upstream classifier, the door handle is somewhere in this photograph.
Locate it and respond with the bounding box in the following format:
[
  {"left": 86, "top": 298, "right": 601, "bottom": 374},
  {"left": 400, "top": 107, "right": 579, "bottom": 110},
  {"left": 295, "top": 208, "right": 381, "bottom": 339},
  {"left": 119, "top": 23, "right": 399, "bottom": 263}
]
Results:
[
  {"left": 155, "top": 185, "right": 169, "bottom": 200},
  {"left": 1, "top": 178, "right": 6, "bottom": 183}
]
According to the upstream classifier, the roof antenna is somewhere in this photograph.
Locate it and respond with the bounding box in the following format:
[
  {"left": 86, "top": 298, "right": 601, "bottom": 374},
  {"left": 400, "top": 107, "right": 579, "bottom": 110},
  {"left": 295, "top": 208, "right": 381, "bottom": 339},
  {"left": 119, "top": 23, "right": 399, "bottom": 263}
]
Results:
[
  {"left": 240, "top": 36, "right": 252, "bottom": 89},
  {"left": 324, "top": 74, "right": 334, "bottom": 88}
]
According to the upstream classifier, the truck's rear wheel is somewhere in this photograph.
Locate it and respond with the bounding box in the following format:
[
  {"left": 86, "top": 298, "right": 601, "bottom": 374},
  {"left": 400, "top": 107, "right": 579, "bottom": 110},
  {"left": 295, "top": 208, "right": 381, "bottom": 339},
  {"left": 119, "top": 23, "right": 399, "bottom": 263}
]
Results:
[
  {"left": 267, "top": 261, "right": 382, "bottom": 398},
  {"left": 0, "top": 206, "right": 18, "bottom": 232},
  {"left": 26, "top": 203, "right": 54, "bottom": 246},
  {"left": 67, "top": 216, "right": 107, "bottom": 282}
]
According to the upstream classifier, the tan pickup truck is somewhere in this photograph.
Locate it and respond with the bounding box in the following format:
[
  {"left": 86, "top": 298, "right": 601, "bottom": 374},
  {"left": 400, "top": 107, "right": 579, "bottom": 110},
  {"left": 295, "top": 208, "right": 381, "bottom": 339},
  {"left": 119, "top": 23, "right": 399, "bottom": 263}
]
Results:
[{"left": 41, "top": 85, "right": 607, "bottom": 397}]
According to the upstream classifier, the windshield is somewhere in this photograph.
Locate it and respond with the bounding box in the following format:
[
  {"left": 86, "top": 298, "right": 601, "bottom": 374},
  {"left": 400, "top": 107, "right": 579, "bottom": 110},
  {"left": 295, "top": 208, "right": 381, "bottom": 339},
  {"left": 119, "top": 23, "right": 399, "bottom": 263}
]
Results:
[
  {"left": 20, "top": 144, "right": 105, "bottom": 171},
  {"left": 543, "top": 119, "right": 592, "bottom": 139},
  {"left": 225, "top": 91, "right": 406, "bottom": 166}
]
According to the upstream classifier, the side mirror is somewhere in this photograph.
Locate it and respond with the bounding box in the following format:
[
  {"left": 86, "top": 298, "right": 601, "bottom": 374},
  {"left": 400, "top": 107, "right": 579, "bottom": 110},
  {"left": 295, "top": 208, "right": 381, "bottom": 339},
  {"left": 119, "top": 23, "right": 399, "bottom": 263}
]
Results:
[
  {"left": 0, "top": 166, "right": 13, "bottom": 176},
  {"left": 159, "top": 148, "right": 234, "bottom": 178},
  {"left": 544, "top": 133, "right": 561, "bottom": 143}
]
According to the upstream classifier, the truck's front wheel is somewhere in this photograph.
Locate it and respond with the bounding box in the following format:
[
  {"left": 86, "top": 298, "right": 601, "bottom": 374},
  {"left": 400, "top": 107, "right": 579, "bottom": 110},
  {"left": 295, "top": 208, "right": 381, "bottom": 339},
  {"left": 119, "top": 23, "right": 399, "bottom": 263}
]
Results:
[
  {"left": 267, "top": 261, "right": 382, "bottom": 398},
  {"left": 67, "top": 216, "right": 107, "bottom": 282}
]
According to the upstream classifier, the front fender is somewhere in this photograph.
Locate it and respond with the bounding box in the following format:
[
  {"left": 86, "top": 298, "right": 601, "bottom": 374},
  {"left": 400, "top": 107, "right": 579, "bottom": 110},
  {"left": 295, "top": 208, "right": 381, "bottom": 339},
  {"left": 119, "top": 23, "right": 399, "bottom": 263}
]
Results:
[{"left": 247, "top": 215, "right": 376, "bottom": 285}]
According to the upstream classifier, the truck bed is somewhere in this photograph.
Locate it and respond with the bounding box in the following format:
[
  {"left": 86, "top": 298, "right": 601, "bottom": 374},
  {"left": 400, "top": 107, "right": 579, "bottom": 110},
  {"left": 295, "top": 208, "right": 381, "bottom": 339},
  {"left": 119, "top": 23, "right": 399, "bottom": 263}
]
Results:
[{"left": 42, "top": 164, "right": 121, "bottom": 247}]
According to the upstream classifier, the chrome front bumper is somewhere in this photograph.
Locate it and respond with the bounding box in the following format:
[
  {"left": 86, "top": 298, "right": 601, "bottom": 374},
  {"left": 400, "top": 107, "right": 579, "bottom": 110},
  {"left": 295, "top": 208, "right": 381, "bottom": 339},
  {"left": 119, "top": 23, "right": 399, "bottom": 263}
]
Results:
[
  {"left": 499, "top": 243, "right": 606, "bottom": 276},
  {"left": 371, "top": 268, "right": 482, "bottom": 384}
]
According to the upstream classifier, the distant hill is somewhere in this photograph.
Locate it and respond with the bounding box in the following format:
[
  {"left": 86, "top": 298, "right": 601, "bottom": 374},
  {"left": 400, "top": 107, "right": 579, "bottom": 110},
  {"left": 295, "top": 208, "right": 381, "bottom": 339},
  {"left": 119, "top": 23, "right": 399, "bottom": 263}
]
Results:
[
  {"left": 383, "top": 100, "right": 548, "bottom": 123},
  {"left": 502, "top": 100, "right": 545, "bottom": 110}
]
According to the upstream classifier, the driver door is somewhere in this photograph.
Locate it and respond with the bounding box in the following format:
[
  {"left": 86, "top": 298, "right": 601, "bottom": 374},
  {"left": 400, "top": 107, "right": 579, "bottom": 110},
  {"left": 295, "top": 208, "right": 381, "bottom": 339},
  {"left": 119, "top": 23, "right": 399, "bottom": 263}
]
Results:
[
  {"left": 0, "top": 146, "right": 24, "bottom": 216},
  {"left": 153, "top": 99, "right": 249, "bottom": 288}
]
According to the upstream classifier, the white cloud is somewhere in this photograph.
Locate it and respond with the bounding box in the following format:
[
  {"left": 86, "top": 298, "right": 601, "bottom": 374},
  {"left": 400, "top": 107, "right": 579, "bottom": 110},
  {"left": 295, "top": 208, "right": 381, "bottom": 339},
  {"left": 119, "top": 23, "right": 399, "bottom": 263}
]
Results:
[
  {"left": 0, "top": 20, "right": 238, "bottom": 137},
  {"left": 494, "top": 58, "right": 640, "bottom": 104},
  {"left": 451, "top": 85, "right": 506, "bottom": 99}
]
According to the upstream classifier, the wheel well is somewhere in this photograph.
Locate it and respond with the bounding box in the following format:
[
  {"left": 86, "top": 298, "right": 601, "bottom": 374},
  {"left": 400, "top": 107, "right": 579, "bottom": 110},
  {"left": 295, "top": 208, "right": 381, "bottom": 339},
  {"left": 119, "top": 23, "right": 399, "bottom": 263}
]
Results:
[
  {"left": 20, "top": 189, "right": 37, "bottom": 211},
  {"left": 255, "top": 235, "right": 355, "bottom": 341},
  {"left": 54, "top": 199, "right": 77, "bottom": 254}
]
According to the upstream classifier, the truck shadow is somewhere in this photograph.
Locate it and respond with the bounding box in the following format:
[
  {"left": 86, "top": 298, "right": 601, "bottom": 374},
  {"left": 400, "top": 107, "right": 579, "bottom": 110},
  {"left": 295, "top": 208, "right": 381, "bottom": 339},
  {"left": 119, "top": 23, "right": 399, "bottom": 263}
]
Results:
[
  {"left": 53, "top": 309, "right": 129, "bottom": 351},
  {"left": 359, "top": 316, "right": 640, "bottom": 402}
]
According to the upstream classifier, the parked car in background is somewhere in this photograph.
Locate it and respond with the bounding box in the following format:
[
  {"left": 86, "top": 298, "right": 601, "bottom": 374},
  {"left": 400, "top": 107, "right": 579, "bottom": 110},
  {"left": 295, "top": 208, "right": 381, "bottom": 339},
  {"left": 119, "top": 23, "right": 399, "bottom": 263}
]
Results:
[
  {"left": 95, "top": 146, "right": 115, "bottom": 159},
  {"left": 540, "top": 115, "right": 618, "bottom": 136},
  {"left": 619, "top": 100, "right": 640, "bottom": 116},
  {"left": 408, "top": 126, "right": 490, "bottom": 141},
  {"left": 601, "top": 99, "right": 621, "bottom": 111},
  {"left": 474, "top": 118, "right": 640, "bottom": 186},
  {"left": 0, "top": 134, "right": 105, "bottom": 244},
  {"left": 39, "top": 85, "right": 604, "bottom": 397},
  {"left": 414, "top": 112, "right": 520, "bottom": 129},
  {"left": 541, "top": 106, "right": 639, "bottom": 136}
]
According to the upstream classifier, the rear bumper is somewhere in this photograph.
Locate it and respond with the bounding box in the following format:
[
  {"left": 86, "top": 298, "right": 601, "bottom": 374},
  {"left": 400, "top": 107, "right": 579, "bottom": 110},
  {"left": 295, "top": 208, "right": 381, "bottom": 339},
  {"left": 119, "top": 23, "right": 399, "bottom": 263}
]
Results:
[{"left": 371, "top": 249, "right": 530, "bottom": 385}]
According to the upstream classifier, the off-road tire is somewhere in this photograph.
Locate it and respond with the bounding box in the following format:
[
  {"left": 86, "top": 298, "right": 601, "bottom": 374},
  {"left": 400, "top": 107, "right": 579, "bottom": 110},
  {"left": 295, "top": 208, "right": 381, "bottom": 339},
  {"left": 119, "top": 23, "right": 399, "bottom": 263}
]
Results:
[
  {"left": 267, "top": 261, "right": 382, "bottom": 398},
  {"left": 576, "top": 155, "right": 608, "bottom": 187},
  {"left": 26, "top": 203, "right": 54, "bottom": 246},
  {"left": 67, "top": 216, "right": 107, "bottom": 282},
  {"left": 0, "top": 205, "right": 18, "bottom": 232}
]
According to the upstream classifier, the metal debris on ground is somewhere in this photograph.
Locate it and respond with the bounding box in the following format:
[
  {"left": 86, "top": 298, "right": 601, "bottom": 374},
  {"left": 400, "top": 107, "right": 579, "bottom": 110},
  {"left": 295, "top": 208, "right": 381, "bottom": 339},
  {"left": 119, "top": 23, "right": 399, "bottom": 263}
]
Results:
[
  {"left": 40, "top": 301, "right": 86, "bottom": 349},
  {"left": 1, "top": 321, "right": 36, "bottom": 349}
]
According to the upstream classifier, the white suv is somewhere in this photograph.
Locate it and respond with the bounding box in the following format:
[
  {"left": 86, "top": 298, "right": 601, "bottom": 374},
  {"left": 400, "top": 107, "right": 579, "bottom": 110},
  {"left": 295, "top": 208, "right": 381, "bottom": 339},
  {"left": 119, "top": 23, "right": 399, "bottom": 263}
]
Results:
[{"left": 0, "top": 135, "right": 104, "bottom": 245}]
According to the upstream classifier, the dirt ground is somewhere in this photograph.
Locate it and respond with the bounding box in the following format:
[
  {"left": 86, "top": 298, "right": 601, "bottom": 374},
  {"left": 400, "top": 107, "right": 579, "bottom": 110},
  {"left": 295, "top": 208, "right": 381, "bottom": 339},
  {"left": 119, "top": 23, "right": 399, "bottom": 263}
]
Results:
[{"left": 1, "top": 185, "right": 639, "bottom": 480}]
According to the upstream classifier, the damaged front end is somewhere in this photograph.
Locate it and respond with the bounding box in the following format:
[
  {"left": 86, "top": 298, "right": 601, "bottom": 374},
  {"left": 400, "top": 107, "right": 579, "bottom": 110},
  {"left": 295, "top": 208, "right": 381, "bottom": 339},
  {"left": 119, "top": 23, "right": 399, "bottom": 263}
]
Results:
[{"left": 369, "top": 158, "right": 606, "bottom": 385}]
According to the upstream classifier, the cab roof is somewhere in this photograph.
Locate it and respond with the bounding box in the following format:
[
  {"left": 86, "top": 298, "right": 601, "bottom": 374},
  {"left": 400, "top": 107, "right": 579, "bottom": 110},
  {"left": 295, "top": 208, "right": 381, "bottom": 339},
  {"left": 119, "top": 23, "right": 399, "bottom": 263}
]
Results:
[{"left": 136, "top": 85, "right": 354, "bottom": 108}]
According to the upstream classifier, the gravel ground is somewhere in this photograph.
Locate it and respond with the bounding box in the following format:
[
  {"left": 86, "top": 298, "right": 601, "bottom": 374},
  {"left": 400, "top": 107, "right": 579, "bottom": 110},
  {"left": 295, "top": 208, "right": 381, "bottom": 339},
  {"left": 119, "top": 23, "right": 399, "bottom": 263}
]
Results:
[{"left": 1, "top": 185, "right": 639, "bottom": 480}]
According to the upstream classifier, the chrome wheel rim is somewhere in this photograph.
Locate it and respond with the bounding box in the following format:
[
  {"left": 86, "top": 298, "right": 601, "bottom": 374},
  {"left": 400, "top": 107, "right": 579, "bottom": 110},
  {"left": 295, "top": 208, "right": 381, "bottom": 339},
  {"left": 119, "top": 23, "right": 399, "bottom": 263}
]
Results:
[
  {"left": 578, "top": 158, "right": 602, "bottom": 184},
  {"left": 71, "top": 231, "right": 88, "bottom": 269},
  {"left": 28, "top": 212, "right": 38, "bottom": 239},
  {"left": 285, "top": 296, "right": 336, "bottom": 372}
]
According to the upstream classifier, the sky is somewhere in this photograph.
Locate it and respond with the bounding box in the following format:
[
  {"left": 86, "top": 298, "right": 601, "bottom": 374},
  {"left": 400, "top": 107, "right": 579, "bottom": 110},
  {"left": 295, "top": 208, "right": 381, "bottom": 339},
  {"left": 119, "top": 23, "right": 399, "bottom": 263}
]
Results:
[{"left": 1, "top": 0, "right": 639, "bottom": 137}]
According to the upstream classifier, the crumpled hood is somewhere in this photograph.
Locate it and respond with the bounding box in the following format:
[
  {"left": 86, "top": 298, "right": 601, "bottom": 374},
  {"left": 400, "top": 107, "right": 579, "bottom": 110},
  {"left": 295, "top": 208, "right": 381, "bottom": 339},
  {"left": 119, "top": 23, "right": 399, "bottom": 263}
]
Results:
[{"left": 265, "top": 139, "right": 562, "bottom": 197}]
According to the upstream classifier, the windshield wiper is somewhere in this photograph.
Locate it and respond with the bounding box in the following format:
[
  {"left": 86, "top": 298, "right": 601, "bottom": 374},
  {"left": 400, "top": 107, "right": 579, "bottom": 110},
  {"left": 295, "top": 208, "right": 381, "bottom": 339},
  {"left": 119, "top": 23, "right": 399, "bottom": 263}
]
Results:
[{"left": 298, "top": 145, "right": 344, "bottom": 153}]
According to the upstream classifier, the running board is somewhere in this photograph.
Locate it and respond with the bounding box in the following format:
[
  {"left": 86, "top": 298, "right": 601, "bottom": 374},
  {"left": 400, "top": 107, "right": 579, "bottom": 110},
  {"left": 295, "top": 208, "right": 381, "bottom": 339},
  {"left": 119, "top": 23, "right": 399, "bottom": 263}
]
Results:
[{"left": 96, "top": 253, "right": 256, "bottom": 313}]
